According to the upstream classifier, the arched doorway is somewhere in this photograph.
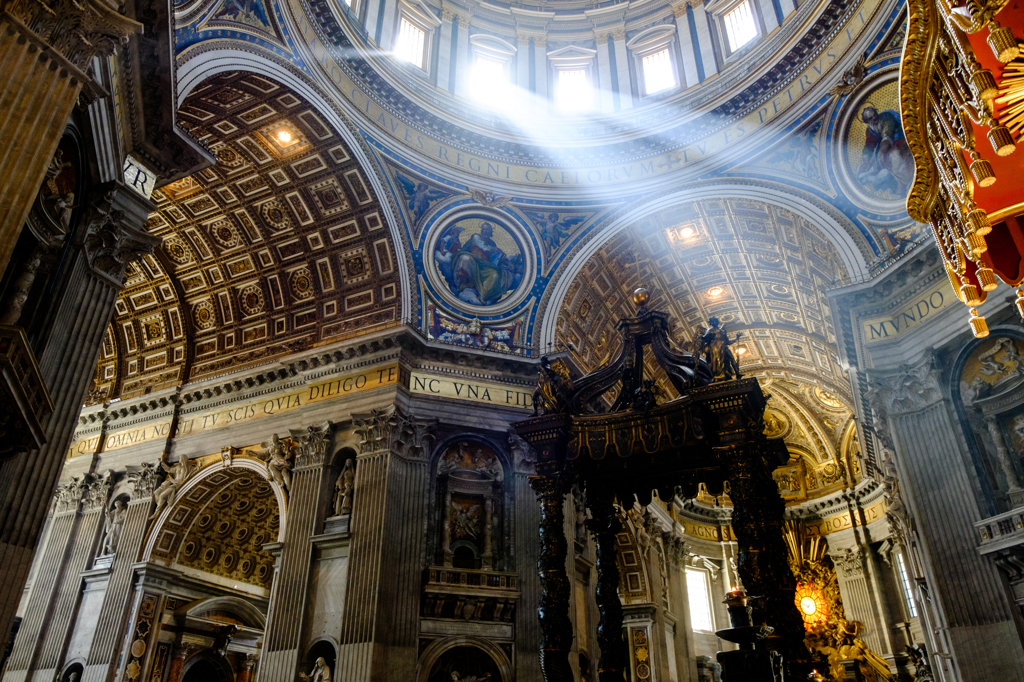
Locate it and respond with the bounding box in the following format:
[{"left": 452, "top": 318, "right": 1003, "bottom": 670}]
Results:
[{"left": 181, "top": 652, "right": 234, "bottom": 682}]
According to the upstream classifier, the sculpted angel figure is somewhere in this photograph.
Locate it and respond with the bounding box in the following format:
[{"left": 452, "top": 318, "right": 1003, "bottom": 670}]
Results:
[
  {"left": 150, "top": 453, "right": 200, "bottom": 520},
  {"left": 101, "top": 498, "right": 127, "bottom": 555},
  {"left": 334, "top": 458, "right": 356, "bottom": 516},
  {"left": 262, "top": 434, "right": 294, "bottom": 492},
  {"left": 698, "top": 317, "right": 742, "bottom": 381},
  {"left": 299, "top": 657, "right": 331, "bottom": 682}
]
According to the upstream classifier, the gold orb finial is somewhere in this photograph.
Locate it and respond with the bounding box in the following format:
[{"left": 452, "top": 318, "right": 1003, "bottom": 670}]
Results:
[{"left": 633, "top": 287, "right": 650, "bottom": 306}]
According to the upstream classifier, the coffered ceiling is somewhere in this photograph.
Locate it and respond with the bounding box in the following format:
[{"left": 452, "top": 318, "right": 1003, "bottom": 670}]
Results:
[
  {"left": 555, "top": 197, "right": 861, "bottom": 501},
  {"left": 89, "top": 73, "right": 401, "bottom": 404}
]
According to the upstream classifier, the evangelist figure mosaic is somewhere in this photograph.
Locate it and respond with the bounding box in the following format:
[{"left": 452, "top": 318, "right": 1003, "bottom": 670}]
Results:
[
  {"left": 845, "top": 82, "right": 914, "bottom": 200},
  {"left": 433, "top": 218, "right": 525, "bottom": 307}
]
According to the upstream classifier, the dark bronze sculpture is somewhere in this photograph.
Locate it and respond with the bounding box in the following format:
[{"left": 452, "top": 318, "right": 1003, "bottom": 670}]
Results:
[{"left": 513, "top": 288, "right": 806, "bottom": 682}]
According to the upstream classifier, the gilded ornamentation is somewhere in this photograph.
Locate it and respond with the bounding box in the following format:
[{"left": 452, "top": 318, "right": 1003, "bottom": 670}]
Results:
[
  {"left": 532, "top": 356, "right": 573, "bottom": 416},
  {"left": 695, "top": 317, "right": 742, "bottom": 381},
  {"left": 193, "top": 300, "right": 216, "bottom": 330},
  {"left": 827, "top": 54, "right": 867, "bottom": 96}
]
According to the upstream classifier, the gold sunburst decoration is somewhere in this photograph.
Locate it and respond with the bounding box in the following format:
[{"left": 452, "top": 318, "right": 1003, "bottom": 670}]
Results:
[
  {"left": 997, "top": 43, "right": 1024, "bottom": 139},
  {"left": 795, "top": 582, "right": 830, "bottom": 629}
]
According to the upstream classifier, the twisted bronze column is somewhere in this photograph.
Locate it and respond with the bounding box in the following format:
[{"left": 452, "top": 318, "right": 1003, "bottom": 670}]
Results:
[
  {"left": 530, "top": 473, "right": 574, "bottom": 682},
  {"left": 587, "top": 486, "right": 627, "bottom": 682}
]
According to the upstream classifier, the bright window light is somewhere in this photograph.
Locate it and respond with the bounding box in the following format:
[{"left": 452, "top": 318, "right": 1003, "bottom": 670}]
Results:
[
  {"left": 685, "top": 568, "right": 714, "bottom": 631},
  {"left": 724, "top": 1, "right": 758, "bottom": 51},
  {"left": 896, "top": 553, "right": 919, "bottom": 618},
  {"left": 395, "top": 17, "right": 426, "bottom": 68},
  {"left": 555, "top": 68, "right": 593, "bottom": 113},
  {"left": 642, "top": 48, "right": 676, "bottom": 95},
  {"left": 470, "top": 54, "right": 510, "bottom": 104}
]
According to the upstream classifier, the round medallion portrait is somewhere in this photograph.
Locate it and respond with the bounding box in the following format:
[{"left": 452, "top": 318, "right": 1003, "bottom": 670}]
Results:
[
  {"left": 837, "top": 75, "right": 915, "bottom": 212},
  {"left": 427, "top": 212, "right": 533, "bottom": 313}
]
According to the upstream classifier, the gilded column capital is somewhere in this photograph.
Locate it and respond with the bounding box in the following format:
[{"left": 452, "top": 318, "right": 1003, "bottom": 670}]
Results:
[
  {"left": 687, "top": 0, "right": 704, "bottom": 8},
  {"left": 610, "top": 28, "right": 626, "bottom": 42},
  {"left": 441, "top": 7, "right": 455, "bottom": 21},
  {"left": 81, "top": 185, "right": 160, "bottom": 287},
  {"left": 595, "top": 31, "right": 610, "bottom": 42},
  {"left": 533, "top": 35, "right": 547, "bottom": 48},
  {"left": 3, "top": 0, "right": 142, "bottom": 76},
  {"left": 670, "top": 1, "right": 688, "bottom": 17}
]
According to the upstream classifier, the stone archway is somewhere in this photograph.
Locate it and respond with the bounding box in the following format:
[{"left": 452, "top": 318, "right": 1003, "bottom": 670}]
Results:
[{"left": 416, "top": 636, "right": 514, "bottom": 682}]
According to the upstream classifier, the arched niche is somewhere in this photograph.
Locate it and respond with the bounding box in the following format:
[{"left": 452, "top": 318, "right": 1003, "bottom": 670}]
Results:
[
  {"left": 141, "top": 458, "right": 286, "bottom": 596},
  {"left": 59, "top": 660, "right": 84, "bottom": 682},
  {"left": 431, "top": 437, "right": 510, "bottom": 570},
  {"left": 180, "top": 651, "right": 234, "bottom": 682},
  {"left": 950, "top": 327, "right": 1024, "bottom": 514},
  {"left": 416, "top": 636, "right": 513, "bottom": 682},
  {"left": 304, "top": 637, "right": 338, "bottom": 679}
]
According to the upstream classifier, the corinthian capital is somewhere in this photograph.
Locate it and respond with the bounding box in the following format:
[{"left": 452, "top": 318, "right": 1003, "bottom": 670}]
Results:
[
  {"left": 54, "top": 476, "right": 88, "bottom": 514},
  {"left": 82, "top": 185, "right": 159, "bottom": 286},
  {"left": 82, "top": 470, "right": 116, "bottom": 511},
  {"left": 352, "top": 405, "right": 398, "bottom": 454},
  {"left": 866, "top": 355, "right": 944, "bottom": 416},
  {"left": 6, "top": 0, "right": 142, "bottom": 74}
]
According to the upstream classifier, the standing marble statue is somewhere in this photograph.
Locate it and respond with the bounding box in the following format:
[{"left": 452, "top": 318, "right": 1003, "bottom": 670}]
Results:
[
  {"left": 101, "top": 498, "right": 127, "bottom": 555},
  {"left": 150, "top": 453, "right": 200, "bottom": 520},
  {"left": 334, "top": 458, "right": 355, "bottom": 516},
  {"left": 299, "top": 657, "right": 331, "bottom": 682},
  {"left": 261, "top": 434, "right": 294, "bottom": 492}
]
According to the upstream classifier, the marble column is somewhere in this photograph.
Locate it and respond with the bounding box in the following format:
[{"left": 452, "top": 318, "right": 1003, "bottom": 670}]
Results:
[
  {"left": 259, "top": 426, "right": 334, "bottom": 680},
  {"left": 437, "top": 8, "right": 455, "bottom": 92},
  {"left": 0, "top": 1, "right": 139, "bottom": 276},
  {"left": 336, "top": 408, "right": 433, "bottom": 681},
  {"left": 778, "top": 0, "right": 795, "bottom": 18},
  {"left": 984, "top": 416, "right": 1024, "bottom": 504},
  {"left": 82, "top": 465, "right": 162, "bottom": 682},
  {"left": 0, "top": 183, "right": 157, "bottom": 650},
  {"left": 610, "top": 30, "right": 633, "bottom": 110},
  {"left": 670, "top": 2, "right": 699, "bottom": 87},
  {"left": 869, "top": 359, "right": 1024, "bottom": 679},
  {"left": 31, "top": 474, "right": 114, "bottom": 679}
]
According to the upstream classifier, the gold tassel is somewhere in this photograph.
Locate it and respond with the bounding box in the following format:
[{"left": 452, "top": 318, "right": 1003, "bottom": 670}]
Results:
[
  {"left": 1016, "top": 288, "right": 1024, "bottom": 319},
  {"left": 960, "top": 276, "right": 982, "bottom": 305},
  {"left": 969, "top": 308, "right": 990, "bottom": 338},
  {"left": 971, "top": 156, "right": 997, "bottom": 186},
  {"left": 976, "top": 266, "right": 998, "bottom": 291},
  {"left": 987, "top": 21, "right": 1020, "bottom": 63},
  {"left": 972, "top": 68, "right": 999, "bottom": 102},
  {"left": 965, "top": 230, "right": 988, "bottom": 257},
  {"left": 988, "top": 125, "right": 1016, "bottom": 156},
  {"left": 967, "top": 208, "right": 992, "bottom": 236}
]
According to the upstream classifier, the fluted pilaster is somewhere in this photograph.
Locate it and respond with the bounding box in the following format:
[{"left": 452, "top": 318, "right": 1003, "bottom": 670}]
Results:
[{"left": 0, "top": 183, "right": 155, "bottom": 649}]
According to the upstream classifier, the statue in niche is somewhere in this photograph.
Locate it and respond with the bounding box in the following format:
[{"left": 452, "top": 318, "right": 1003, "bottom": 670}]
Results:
[
  {"left": 100, "top": 498, "right": 127, "bottom": 555},
  {"left": 260, "top": 434, "right": 294, "bottom": 492},
  {"left": 697, "top": 317, "right": 742, "bottom": 381},
  {"left": 299, "top": 657, "right": 332, "bottom": 682},
  {"left": 150, "top": 453, "right": 200, "bottom": 520},
  {"left": 334, "top": 458, "right": 355, "bottom": 516}
]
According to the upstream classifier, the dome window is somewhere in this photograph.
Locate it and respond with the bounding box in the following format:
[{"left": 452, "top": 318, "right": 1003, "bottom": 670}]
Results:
[
  {"left": 628, "top": 26, "right": 681, "bottom": 98},
  {"left": 547, "top": 45, "right": 598, "bottom": 114},
  {"left": 469, "top": 34, "right": 517, "bottom": 106},
  {"left": 722, "top": 0, "right": 759, "bottom": 52},
  {"left": 392, "top": 0, "right": 440, "bottom": 72}
]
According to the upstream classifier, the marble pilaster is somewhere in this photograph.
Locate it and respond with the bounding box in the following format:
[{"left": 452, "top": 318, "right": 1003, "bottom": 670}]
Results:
[
  {"left": 81, "top": 466, "right": 161, "bottom": 682},
  {"left": 2, "top": 481, "right": 86, "bottom": 682},
  {"left": 453, "top": 13, "right": 471, "bottom": 99},
  {"left": 594, "top": 35, "right": 616, "bottom": 113},
  {"left": 870, "top": 359, "right": 1024, "bottom": 679},
  {"left": 0, "top": 183, "right": 156, "bottom": 649},
  {"left": 513, "top": 464, "right": 543, "bottom": 679},
  {"left": 437, "top": 9, "right": 456, "bottom": 91},
  {"left": 756, "top": 0, "right": 779, "bottom": 32},
  {"left": 259, "top": 425, "right": 334, "bottom": 680},
  {"left": 671, "top": 5, "right": 699, "bottom": 88},
  {"left": 32, "top": 474, "right": 114, "bottom": 678},
  {"left": 611, "top": 32, "right": 633, "bottom": 110},
  {"left": 983, "top": 416, "right": 1024, "bottom": 505},
  {"left": 690, "top": 2, "right": 718, "bottom": 79},
  {"left": 532, "top": 38, "right": 548, "bottom": 103}
]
